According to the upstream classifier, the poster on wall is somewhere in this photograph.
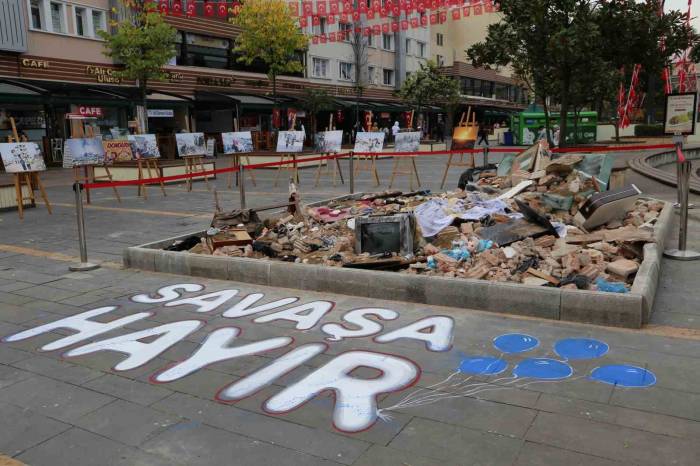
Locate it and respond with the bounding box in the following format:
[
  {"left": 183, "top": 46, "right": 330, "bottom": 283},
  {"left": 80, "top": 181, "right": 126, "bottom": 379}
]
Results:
[
  {"left": 276, "top": 130, "right": 305, "bottom": 153},
  {"left": 314, "top": 130, "right": 343, "bottom": 153},
  {"left": 103, "top": 140, "right": 133, "bottom": 164},
  {"left": 128, "top": 134, "right": 161, "bottom": 159},
  {"left": 65, "top": 138, "right": 105, "bottom": 166},
  {"left": 222, "top": 132, "right": 254, "bottom": 154},
  {"left": 175, "top": 132, "right": 206, "bottom": 157},
  {"left": 394, "top": 131, "right": 421, "bottom": 153},
  {"left": 353, "top": 132, "right": 385, "bottom": 153},
  {"left": 0, "top": 142, "right": 47, "bottom": 173},
  {"left": 664, "top": 93, "right": 697, "bottom": 135}
]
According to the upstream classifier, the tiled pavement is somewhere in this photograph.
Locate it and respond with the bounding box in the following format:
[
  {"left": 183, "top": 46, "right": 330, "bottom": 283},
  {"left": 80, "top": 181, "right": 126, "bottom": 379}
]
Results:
[{"left": 0, "top": 150, "right": 699, "bottom": 465}]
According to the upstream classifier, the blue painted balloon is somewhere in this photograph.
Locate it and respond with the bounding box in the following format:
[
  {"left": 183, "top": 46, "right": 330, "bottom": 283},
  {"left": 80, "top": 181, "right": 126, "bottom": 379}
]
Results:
[
  {"left": 493, "top": 333, "right": 539, "bottom": 354},
  {"left": 590, "top": 365, "right": 656, "bottom": 388},
  {"left": 458, "top": 356, "right": 508, "bottom": 375},
  {"left": 513, "top": 358, "right": 573, "bottom": 380},
  {"left": 554, "top": 338, "right": 609, "bottom": 360}
]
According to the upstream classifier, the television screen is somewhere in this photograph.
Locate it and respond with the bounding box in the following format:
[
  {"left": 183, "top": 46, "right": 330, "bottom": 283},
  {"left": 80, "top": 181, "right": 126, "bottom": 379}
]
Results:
[{"left": 360, "top": 222, "right": 402, "bottom": 254}]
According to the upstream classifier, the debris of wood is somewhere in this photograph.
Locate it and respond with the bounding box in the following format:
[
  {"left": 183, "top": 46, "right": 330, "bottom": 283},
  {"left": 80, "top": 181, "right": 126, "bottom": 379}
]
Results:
[{"left": 526, "top": 267, "right": 560, "bottom": 285}]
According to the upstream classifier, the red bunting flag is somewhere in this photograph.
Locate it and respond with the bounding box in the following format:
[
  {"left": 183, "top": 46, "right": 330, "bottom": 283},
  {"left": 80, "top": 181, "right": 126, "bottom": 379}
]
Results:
[
  {"left": 204, "top": 1, "right": 215, "bottom": 16},
  {"left": 171, "top": 0, "right": 182, "bottom": 16},
  {"left": 316, "top": 0, "right": 326, "bottom": 15},
  {"left": 410, "top": 16, "right": 419, "bottom": 28},
  {"left": 185, "top": 0, "right": 196, "bottom": 16},
  {"left": 417, "top": 1, "right": 426, "bottom": 12},
  {"left": 474, "top": 4, "right": 482, "bottom": 15},
  {"left": 380, "top": 7, "right": 387, "bottom": 17},
  {"left": 328, "top": 14, "right": 335, "bottom": 23},
  {"left": 372, "top": 24, "right": 381, "bottom": 35},
  {"left": 289, "top": 2, "right": 299, "bottom": 16},
  {"left": 363, "top": 26, "right": 371, "bottom": 36},
  {"left": 430, "top": 0, "right": 438, "bottom": 10},
  {"left": 320, "top": 34, "right": 327, "bottom": 43},
  {"left": 392, "top": 5, "right": 400, "bottom": 15},
  {"left": 401, "top": 19, "right": 408, "bottom": 30},
  {"left": 367, "top": 9, "right": 375, "bottom": 19},
  {"left": 343, "top": 1, "right": 352, "bottom": 13},
  {"left": 485, "top": 0, "right": 494, "bottom": 12},
  {"left": 158, "top": 0, "right": 168, "bottom": 14},
  {"left": 312, "top": 15, "right": 320, "bottom": 25},
  {"left": 449, "top": 0, "right": 459, "bottom": 5},
  {"left": 312, "top": 35, "right": 319, "bottom": 44},
  {"left": 218, "top": 0, "right": 229, "bottom": 17},
  {"left": 391, "top": 22, "right": 399, "bottom": 32},
  {"left": 359, "top": 2, "right": 367, "bottom": 13},
  {"left": 303, "top": 1, "right": 313, "bottom": 16},
  {"left": 429, "top": 13, "right": 437, "bottom": 24},
  {"left": 439, "top": 0, "right": 447, "bottom": 7},
  {"left": 451, "top": 8, "right": 460, "bottom": 19},
  {"left": 439, "top": 10, "right": 446, "bottom": 22},
  {"left": 382, "top": 22, "right": 389, "bottom": 33},
  {"left": 329, "top": 32, "right": 336, "bottom": 42},
  {"left": 372, "top": 0, "right": 381, "bottom": 11},
  {"left": 462, "top": 6, "right": 470, "bottom": 16},
  {"left": 299, "top": 16, "right": 308, "bottom": 27},
  {"left": 420, "top": 13, "right": 428, "bottom": 25},
  {"left": 330, "top": 0, "right": 339, "bottom": 14},
  {"left": 352, "top": 11, "right": 360, "bottom": 20},
  {"left": 340, "top": 13, "right": 348, "bottom": 22}
]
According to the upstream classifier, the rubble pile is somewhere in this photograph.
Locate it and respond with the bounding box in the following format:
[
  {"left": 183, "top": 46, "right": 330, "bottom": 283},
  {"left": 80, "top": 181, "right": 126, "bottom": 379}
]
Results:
[{"left": 167, "top": 143, "right": 662, "bottom": 293}]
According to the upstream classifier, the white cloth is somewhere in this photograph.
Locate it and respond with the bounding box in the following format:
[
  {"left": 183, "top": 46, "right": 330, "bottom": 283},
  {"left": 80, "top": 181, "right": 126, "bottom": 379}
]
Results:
[
  {"left": 414, "top": 198, "right": 507, "bottom": 237},
  {"left": 392, "top": 122, "right": 400, "bottom": 136}
]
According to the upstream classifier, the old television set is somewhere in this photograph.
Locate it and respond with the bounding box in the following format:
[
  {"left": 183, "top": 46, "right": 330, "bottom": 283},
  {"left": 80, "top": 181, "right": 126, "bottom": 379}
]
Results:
[{"left": 355, "top": 213, "right": 414, "bottom": 256}]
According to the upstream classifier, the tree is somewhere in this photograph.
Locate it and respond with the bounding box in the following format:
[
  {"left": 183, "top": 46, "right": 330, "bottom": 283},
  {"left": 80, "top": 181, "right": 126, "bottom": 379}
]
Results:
[
  {"left": 468, "top": 0, "right": 696, "bottom": 146},
  {"left": 232, "top": 0, "right": 308, "bottom": 114},
  {"left": 397, "top": 60, "right": 461, "bottom": 133},
  {"left": 299, "top": 88, "right": 335, "bottom": 141},
  {"left": 99, "top": 1, "right": 176, "bottom": 132}
]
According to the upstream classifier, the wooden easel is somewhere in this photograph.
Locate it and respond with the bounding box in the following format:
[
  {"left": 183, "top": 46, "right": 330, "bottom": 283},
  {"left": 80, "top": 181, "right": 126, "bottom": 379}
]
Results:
[
  {"left": 71, "top": 123, "right": 121, "bottom": 204},
  {"left": 133, "top": 126, "right": 166, "bottom": 199},
  {"left": 388, "top": 155, "right": 421, "bottom": 190},
  {"left": 183, "top": 155, "right": 210, "bottom": 192},
  {"left": 353, "top": 153, "right": 380, "bottom": 186},
  {"left": 274, "top": 153, "right": 300, "bottom": 186},
  {"left": 226, "top": 120, "right": 257, "bottom": 189},
  {"left": 7, "top": 118, "right": 52, "bottom": 219},
  {"left": 440, "top": 107, "right": 478, "bottom": 189},
  {"left": 314, "top": 153, "right": 344, "bottom": 187}
]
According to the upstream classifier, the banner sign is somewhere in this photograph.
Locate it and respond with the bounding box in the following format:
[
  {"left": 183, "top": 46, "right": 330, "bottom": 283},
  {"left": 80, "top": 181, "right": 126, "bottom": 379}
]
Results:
[{"left": 664, "top": 92, "right": 697, "bottom": 135}]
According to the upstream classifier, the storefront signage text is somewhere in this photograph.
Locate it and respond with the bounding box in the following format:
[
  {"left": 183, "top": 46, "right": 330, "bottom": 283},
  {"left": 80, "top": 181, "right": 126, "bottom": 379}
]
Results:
[
  {"left": 162, "top": 71, "right": 184, "bottom": 83},
  {"left": 21, "top": 59, "right": 49, "bottom": 69},
  {"left": 86, "top": 65, "right": 122, "bottom": 84},
  {"left": 78, "top": 106, "right": 103, "bottom": 117},
  {"left": 148, "top": 109, "right": 175, "bottom": 118},
  {"left": 196, "top": 76, "right": 235, "bottom": 87}
]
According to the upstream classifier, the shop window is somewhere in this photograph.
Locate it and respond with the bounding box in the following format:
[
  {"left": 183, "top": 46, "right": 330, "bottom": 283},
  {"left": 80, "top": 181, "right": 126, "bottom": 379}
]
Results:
[
  {"left": 382, "top": 33, "right": 393, "bottom": 51},
  {"left": 495, "top": 83, "right": 510, "bottom": 101},
  {"left": 436, "top": 33, "right": 443, "bottom": 46},
  {"left": 368, "top": 66, "right": 377, "bottom": 84},
  {"left": 312, "top": 57, "right": 329, "bottom": 78},
  {"left": 50, "top": 2, "right": 66, "bottom": 33},
  {"left": 367, "top": 34, "right": 374, "bottom": 47},
  {"left": 383, "top": 68, "right": 394, "bottom": 86},
  {"left": 339, "top": 61, "right": 354, "bottom": 81},
  {"left": 417, "top": 41, "right": 426, "bottom": 58},
  {"left": 181, "top": 33, "right": 230, "bottom": 70}
]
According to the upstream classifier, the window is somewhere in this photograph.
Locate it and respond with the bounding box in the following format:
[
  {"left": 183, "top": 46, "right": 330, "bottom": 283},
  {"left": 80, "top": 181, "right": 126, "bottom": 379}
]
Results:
[
  {"left": 417, "top": 41, "right": 426, "bottom": 58},
  {"left": 339, "top": 61, "right": 354, "bottom": 81},
  {"left": 50, "top": 2, "right": 65, "bottom": 33},
  {"left": 436, "top": 55, "right": 444, "bottom": 67},
  {"left": 383, "top": 68, "right": 394, "bottom": 86},
  {"left": 74, "top": 7, "right": 86, "bottom": 36},
  {"left": 314, "top": 17, "right": 327, "bottom": 35},
  {"left": 436, "top": 33, "right": 444, "bottom": 46},
  {"left": 339, "top": 22, "right": 352, "bottom": 41},
  {"left": 405, "top": 38, "right": 411, "bottom": 55},
  {"left": 367, "top": 34, "right": 374, "bottom": 47},
  {"left": 312, "top": 57, "right": 329, "bottom": 78},
  {"left": 29, "top": 0, "right": 44, "bottom": 30},
  {"left": 92, "top": 10, "right": 106, "bottom": 35},
  {"left": 382, "top": 33, "right": 393, "bottom": 51},
  {"left": 368, "top": 66, "right": 377, "bottom": 84}
]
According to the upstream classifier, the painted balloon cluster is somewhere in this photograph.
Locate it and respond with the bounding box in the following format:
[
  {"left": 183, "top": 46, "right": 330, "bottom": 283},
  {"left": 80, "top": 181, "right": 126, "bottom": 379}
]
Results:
[{"left": 459, "top": 333, "right": 656, "bottom": 387}]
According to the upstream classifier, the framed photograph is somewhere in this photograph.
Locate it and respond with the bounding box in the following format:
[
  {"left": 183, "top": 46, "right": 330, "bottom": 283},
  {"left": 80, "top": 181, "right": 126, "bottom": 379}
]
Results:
[
  {"left": 175, "top": 132, "right": 206, "bottom": 157},
  {"left": 314, "top": 130, "right": 343, "bottom": 153},
  {"left": 128, "top": 134, "right": 161, "bottom": 159},
  {"left": 664, "top": 92, "right": 697, "bottom": 135},
  {"left": 222, "top": 131, "right": 254, "bottom": 154},
  {"left": 103, "top": 140, "right": 133, "bottom": 164},
  {"left": 394, "top": 131, "right": 421, "bottom": 152},
  {"left": 276, "top": 130, "right": 305, "bottom": 153},
  {"left": 354, "top": 132, "right": 385, "bottom": 153},
  {"left": 0, "top": 142, "right": 47, "bottom": 173},
  {"left": 65, "top": 137, "right": 105, "bottom": 166},
  {"left": 109, "top": 127, "right": 130, "bottom": 140},
  {"left": 451, "top": 126, "right": 477, "bottom": 150}
]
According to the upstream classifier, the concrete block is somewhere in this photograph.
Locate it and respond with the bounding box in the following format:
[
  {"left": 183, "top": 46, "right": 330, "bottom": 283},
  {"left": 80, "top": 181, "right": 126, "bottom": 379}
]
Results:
[
  {"left": 314, "top": 266, "right": 373, "bottom": 297},
  {"left": 154, "top": 250, "right": 190, "bottom": 276},
  {"left": 560, "top": 289, "right": 642, "bottom": 328},
  {"left": 366, "top": 271, "right": 426, "bottom": 303},
  {"left": 186, "top": 253, "right": 228, "bottom": 280},
  {"left": 631, "top": 253, "right": 660, "bottom": 324},
  {"left": 653, "top": 202, "right": 674, "bottom": 258},
  {"left": 268, "top": 261, "right": 319, "bottom": 290},
  {"left": 227, "top": 257, "right": 270, "bottom": 286},
  {"left": 123, "top": 247, "right": 155, "bottom": 272}
]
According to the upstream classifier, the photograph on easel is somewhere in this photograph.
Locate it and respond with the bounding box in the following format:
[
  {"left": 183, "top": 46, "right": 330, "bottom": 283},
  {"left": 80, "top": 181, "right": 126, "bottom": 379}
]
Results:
[
  {"left": 128, "top": 134, "right": 161, "bottom": 159},
  {"left": 276, "top": 131, "right": 305, "bottom": 152},
  {"left": 354, "top": 132, "right": 385, "bottom": 153},
  {"left": 394, "top": 131, "right": 421, "bottom": 152},
  {"left": 222, "top": 132, "right": 254, "bottom": 154},
  {"left": 0, "top": 142, "right": 47, "bottom": 173},
  {"left": 314, "top": 130, "right": 343, "bottom": 153},
  {"left": 65, "top": 137, "right": 105, "bottom": 166},
  {"left": 103, "top": 140, "right": 133, "bottom": 164},
  {"left": 175, "top": 132, "right": 206, "bottom": 157}
]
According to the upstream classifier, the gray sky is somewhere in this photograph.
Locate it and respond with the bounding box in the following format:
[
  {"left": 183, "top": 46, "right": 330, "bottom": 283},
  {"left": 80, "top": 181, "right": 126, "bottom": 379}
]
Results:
[{"left": 665, "top": 0, "right": 700, "bottom": 30}]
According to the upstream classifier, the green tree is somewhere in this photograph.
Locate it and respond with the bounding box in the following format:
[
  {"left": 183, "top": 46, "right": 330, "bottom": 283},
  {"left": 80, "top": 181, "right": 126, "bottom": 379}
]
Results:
[
  {"left": 468, "top": 0, "right": 696, "bottom": 146},
  {"left": 397, "top": 61, "right": 461, "bottom": 133},
  {"left": 99, "top": 1, "right": 176, "bottom": 132},
  {"left": 232, "top": 0, "right": 308, "bottom": 114},
  {"left": 299, "top": 88, "right": 335, "bottom": 141}
]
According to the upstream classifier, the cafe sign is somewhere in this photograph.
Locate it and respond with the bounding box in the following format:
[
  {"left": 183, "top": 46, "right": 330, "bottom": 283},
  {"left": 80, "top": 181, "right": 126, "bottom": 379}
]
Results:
[
  {"left": 20, "top": 58, "right": 49, "bottom": 69},
  {"left": 86, "top": 65, "right": 122, "bottom": 84},
  {"left": 78, "top": 106, "right": 103, "bottom": 118}
]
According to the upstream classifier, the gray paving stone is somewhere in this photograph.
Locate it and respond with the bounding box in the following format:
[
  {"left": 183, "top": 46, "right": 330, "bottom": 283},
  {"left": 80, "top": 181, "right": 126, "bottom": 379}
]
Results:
[
  {"left": 525, "top": 411, "right": 700, "bottom": 465},
  {"left": 388, "top": 417, "right": 522, "bottom": 465},
  {"left": 11, "top": 285, "right": 85, "bottom": 302},
  {"left": 0, "top": 281, "right": 35, "bottom": 292},
  {"left": 0, "top": 345, "right": 32, "bottom": 364},
  {"left": 0, "top": 293, "right": 34, "bottom": 306},
  {"left": 74, "top": 399, "right": 180, "bottom": 446},
  {"left": 514, "top": 442, "right": 622, "bottom": 466},
  {"left": 0, "top": 364, "right": 33, "bottom": 389},
  {"left": 18, "top": 299, "right": 86, "bottom": 316},
  {"left": 0, "top": 303, "right": 53, "bottom": 324},
  {"left": 609, "top": 385, "right": 700, "bottom": 422},
  {"left": 0, "top": 375, "right": 114, "bottom": 423},
  {"left": 141, "top": 421, "right": 342, "bottom": 466},
  {"left": 82, "top": 374, "right": 172, "bottom": 406},
  {"left": 351, "top": 444, "right": 455, "bottom": 466},
  {"left": 16, "top": 427, "right": 183, "bottom": 466},
  {"left": 0, "top": 401, "right": 71, "bottom": 456},
  {"left": 151, "top": 392, "right": 370, "bottom": 465},
  {"left": 12, "top": 355, "right": 103, "bottom": 385},
  {"left": 0, "top": 269, "right": 60, "bottom": 285}
]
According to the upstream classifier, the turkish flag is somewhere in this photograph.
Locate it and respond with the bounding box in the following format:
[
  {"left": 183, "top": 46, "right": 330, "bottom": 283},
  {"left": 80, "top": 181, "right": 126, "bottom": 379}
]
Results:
[
  {"left": 363, "top": 27, "right": 371, "bottom": 36},
  {"left": 391, "top": 22, "right": 399, "bottom": 32},
  {"left": 372, "top": 0, "right": 381, "bottom": 11},
  {"left": 328, "top": 14, "right": 335, "bottom": 23},
  {"left": 320, "top": 34, "right": 327, "bottom": 43},
  {"left": 340, "top": 13, "right": 348, "bottom": 22},
  {"left": 462, "top": 6, "right": 470, "bottom": 16},
  {"left": 352, "top": 11, "right": 360, "bottom": 21},
  {"left": 484, "top": 0, "right": 494, "bottom": 12},
  {"left": 474, "top": 4, "right": 482, "bottom": 15},
  {"left": 439, "top": 11, "right": 446, "bottom": 22},
  {"left": 185, "top": 1, "right": 195, "bottom": 17},
  {"left": 367, "top": 9, "right": 375, "bottom": 19},
  {"left": 410, "top": 16, "right": 419, "bottom": 27},
  {"left": 430, "top": 0, "right": 438, "bottom": 10},
  {"left": 420, "top": 14, "right": 428, "bottom": 25},
  {"left": 448, "top": 0, "right": 458, "bottom": 5},
  {"left": 172, "top": 0, "right": 182, "bottom": 16},
  {"left": 372, "top": 24, "right": 381, "bottom": 35},
  {"left": 380, "top": 7, "right": 387, "bottom": 17},
  {"left": 312, "top": 15, "right": 320, "bottom": 25},
  {"left": 343, "top": 1, "right": 352, "bottom": 12},
  {"left": 158, "top": 0, "right": 168, "bottom": 14},
  {"left": 316, "top": 0, "right": 327, "bottom": 16},
  {"left": 451, "top": 8, "right": 460, "bottom": 19},
  {"left": 312, "top": 35, "right": 319, "bottom": 44},
  {"left": 330, "top": 0, "right": 339, "bottom": 14},
  {"left": 359, "top": 2, "right": 367, "bottom": 13},
  {"left": 204, "top": 1, "right": 215, "bottom": 16},
  {"left": 329, "top": 32, "right": 337, "bottom": 41},
  {"left": 400, "top": 19, "right": 408, "bottom": 30},
  {"left": 303, "top": 1, "right": 314, "bottom": 16},
  {"left": 382, "top": 22, "right": 389, "bottom": 33},
  {"left": 218, "top": 0, "right": 228, "bottom": 17},
  {"left": 392, "top": 5, "right": 400, "bottom": 15},
  {"left": 429, "top": 13, "right": 437, "bottom": 24},
  {"left": 300, "top": 16, "right": 308, "bottom": 27},
  {"left": 417, "top": 2, "right": 425, "bottom": 12}
]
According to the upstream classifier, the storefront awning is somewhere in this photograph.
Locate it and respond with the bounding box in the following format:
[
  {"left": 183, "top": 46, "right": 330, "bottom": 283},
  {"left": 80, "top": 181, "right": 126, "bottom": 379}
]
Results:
[
  {"left": 147, "top": 92, "right": 193, "bottom": 102},
  {"left": 195, "top": 91, "right": 278, "bottom": 109}
]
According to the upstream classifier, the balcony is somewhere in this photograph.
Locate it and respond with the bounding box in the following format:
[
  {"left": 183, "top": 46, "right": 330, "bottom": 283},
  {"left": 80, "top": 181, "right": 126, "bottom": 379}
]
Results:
[{"left": 0, "top": 0, "right": 27, "bottom": 52}]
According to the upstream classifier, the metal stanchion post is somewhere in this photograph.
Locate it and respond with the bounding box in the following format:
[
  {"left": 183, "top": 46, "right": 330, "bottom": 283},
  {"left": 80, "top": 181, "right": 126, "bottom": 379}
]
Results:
[
  {"left": 483, "top": 146, "right": 489, "bottom": 168},
  {"left": 664, "top": 158, "right": 700, "bottom": 260},
  {"left": 69, "top": 183, "right": 100, "bottom": 272},
  {"left": 349, "top": 151, "right": 355, "bottom": 194},
  {"left": 239, "top": 163, "right": 246, "bottom": 210}
]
